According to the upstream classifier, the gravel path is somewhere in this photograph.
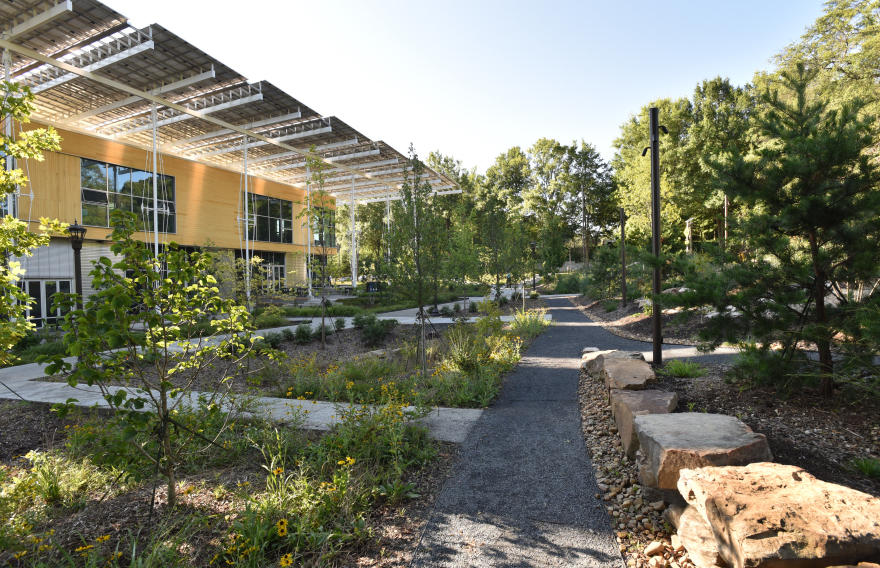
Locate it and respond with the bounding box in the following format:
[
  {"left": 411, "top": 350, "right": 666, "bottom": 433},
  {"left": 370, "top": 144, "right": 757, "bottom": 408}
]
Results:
[{"left": 410, "top": 298, "right": 627, "bottom": 568}]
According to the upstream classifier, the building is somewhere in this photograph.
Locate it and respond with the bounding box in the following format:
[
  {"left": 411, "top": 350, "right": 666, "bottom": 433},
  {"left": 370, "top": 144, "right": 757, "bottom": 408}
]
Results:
[{"left": 0, "top": 0, "right": 457, "bottom": 326}]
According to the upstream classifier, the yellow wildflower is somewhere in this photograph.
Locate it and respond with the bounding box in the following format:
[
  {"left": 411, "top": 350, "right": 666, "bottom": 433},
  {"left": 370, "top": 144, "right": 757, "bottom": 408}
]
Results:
[
  {"left": 280, "top": 553, "right": 293, "bottom": 567},
  {"left": 96, "top": 535, "right": 110, "bottom": 543}
]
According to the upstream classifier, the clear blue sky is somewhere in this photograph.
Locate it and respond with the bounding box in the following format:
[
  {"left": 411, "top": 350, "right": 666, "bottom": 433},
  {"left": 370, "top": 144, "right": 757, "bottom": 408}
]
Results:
[{"left": 113, "top": 0, "right": 826, "bottom": 173}]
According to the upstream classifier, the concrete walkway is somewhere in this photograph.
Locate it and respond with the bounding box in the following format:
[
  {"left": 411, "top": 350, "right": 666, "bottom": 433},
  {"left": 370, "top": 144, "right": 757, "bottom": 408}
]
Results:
[
  {"left": 410, "top": 298, "right": 737, "bottom": 568},
  {"left": 0, "top": 359, "right": 481, "bottom": 444}
]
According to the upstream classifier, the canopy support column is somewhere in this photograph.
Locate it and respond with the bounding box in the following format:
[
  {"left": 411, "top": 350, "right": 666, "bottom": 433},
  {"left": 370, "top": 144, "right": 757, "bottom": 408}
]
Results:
[
  {"left": 350, "top": 175, "right": 357, "bottom": 285},
  {"left": 151, "top": 102, "right": 159, "bottom": 259},
  {"left": 242, "top": 135, "right": 251, "bottom": 306}
]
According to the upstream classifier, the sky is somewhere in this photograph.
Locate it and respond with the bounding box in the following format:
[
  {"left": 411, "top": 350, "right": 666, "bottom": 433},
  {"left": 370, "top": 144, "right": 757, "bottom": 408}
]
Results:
[{"left": 112, "top": 0, "right": 826, "bottom": 174}]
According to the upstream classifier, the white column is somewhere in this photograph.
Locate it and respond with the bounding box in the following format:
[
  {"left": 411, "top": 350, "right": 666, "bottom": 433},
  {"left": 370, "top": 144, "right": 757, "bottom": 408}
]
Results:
[
  {"left": 3, "top": 49, "right": 13, "bottom": 218},
  {"left": 242, "top": 136, "right": 251, "bottom": 305},
  {"left": 150, "top": 102, "right": 159, "bottom": 258},
  {"left": 306, "top": 165, "right": 312, "bottom": 297},
  {"left": 350, "top": 174, "right": 357, "bottom": 284}
]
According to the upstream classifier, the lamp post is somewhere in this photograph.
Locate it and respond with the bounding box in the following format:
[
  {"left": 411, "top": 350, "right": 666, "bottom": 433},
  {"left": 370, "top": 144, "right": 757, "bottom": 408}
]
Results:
[
  {"left": 68, "top": 219, "right": 87, "bottom": 311},
  {"left": 529, "top": 241, "right": 537, "bottom": 290}
]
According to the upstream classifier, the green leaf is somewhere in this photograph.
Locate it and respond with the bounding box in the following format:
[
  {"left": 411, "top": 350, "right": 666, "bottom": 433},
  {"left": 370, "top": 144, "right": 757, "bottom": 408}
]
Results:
[{"left": 121, "top": 426, "right": 138, "bottom": 441}]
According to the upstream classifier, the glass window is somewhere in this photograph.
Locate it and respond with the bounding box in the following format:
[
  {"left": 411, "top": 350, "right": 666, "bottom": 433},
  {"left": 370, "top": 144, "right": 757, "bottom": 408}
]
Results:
[
  {"left": 246, "top": 192, "right": 294, "bottom": 244},
  {"left": 81, "top": 189, "right": 108, "bottom": 204},
  {"left": 130, "top": 170, "right": 151, "bottom": 197},
  {"left": 114, "top": 166, "right": 132, "bottom": 193},
  {"left": 254, "top": 194, "right": 269, "bottom": 217},
  {"left": 81, "top": 159, "right": 175, "bottom": 232},
  {"left": 81, "top": 160, "right": 107, "bottom": 190},
  {"left": 82, "top": 202, "right": 108, "bottom": 227},
  {"left": 256, "top": 216, "right": 269, "bottom": 242}
]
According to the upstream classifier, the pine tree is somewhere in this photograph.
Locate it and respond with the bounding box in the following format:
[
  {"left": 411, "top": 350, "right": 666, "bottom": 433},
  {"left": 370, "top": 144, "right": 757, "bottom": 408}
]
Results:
[{"left": 695, "top": 63, "right": 880, "bottom": 399}]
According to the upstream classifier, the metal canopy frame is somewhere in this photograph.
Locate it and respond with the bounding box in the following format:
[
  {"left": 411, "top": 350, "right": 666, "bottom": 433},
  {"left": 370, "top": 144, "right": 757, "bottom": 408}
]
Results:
[{"left": 0, "top": 0, "right": 456, "bottom": 197}]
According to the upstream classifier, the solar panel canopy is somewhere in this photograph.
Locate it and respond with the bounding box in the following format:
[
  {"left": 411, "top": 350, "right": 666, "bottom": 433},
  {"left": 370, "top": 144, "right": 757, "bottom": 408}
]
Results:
[{"left": 0, "top": 0, "right": 457, "bottom": 201}]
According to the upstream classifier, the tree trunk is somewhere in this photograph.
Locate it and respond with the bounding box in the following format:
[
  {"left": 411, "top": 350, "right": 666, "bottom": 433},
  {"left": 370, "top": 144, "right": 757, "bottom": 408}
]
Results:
[{"left": 809, "top": 231, "right": 834, "bottom": 398}]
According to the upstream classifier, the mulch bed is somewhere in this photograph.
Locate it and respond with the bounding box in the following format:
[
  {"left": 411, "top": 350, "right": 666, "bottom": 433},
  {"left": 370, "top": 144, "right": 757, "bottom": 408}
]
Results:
[
  {"left": 0, "top": 400, "right": 461, "bottom": 567},
  {"left": 570, "top": 296, "right": 711, "bottom": 345},
  {"left": 35, "top": 325, "right": 427, "bottom": 396},
  {"left": 651, "top": 364, "right": 880, "bottom": 498}
]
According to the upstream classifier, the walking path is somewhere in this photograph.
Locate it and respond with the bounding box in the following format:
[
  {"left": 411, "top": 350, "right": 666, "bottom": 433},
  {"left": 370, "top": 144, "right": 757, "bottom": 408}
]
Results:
[{"left": 410, "top": 298, "right": 737, "bottom": 568}]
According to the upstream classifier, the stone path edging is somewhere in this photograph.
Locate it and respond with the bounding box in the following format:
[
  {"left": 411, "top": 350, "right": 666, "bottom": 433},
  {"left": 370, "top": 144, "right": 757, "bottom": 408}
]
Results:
[{"left": 0, "top": 358, "right": 481, "bottom": 444}]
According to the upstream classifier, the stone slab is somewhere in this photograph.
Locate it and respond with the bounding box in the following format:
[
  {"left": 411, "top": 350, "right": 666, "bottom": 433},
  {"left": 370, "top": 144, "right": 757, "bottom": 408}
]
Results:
[
  {"left": 602, "top": 358, "right": 656, "bottom": 391},
  {"left": 678, "top": 463, "right": 880, "bottom": 568},
  {"left": 610, "top": 389, "right": 678, "bottom": 458},
  {"left": 634, "top": 413, "right": 772, "bottom": 490},
  {"left": 677, "top": 505, "right": 729, "bottom": 568},
  {"left": 581, "top": 349, "right": 644, "bottom": 374}
]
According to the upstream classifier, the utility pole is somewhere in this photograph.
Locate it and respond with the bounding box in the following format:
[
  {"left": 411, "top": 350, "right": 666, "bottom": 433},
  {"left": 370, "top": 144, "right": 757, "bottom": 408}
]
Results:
[
  {"left": 620, "top": 207, "right": 627, "bottom": 309},
  {"left": 647, "top": 107, "right": 664, "bottom": 365}
]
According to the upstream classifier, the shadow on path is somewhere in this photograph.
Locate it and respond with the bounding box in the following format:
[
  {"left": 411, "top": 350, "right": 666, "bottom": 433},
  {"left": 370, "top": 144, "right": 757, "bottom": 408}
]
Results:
[{"left": 410, "top": 298, "right": 626, "bottom": 568}]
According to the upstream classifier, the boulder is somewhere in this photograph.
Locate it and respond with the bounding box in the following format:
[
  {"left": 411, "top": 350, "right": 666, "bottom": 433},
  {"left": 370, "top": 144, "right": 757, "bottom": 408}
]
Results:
[
  {"left": 678, "top": 463, "right": 880, "bottom": 568},
  {"left": 610, "top": 389, "right": 678, "bottom": 458},
  {"left": 602, "top": 358, "right": 656, "bottom": 391},
  {"left": 581, "top": 350, "right": 645, "bottom": 374},
  {"left": 582, "top": 346, "right": 600, "bottom": 354},
  {"left": 663, "top": 503, "right": 687, "bottom": 530},
  {"left": 677, "top": 505, "right": 729, "bottom": 568},
  {"left": 634, "top": 413, "right": 772, "bottom": 490}
]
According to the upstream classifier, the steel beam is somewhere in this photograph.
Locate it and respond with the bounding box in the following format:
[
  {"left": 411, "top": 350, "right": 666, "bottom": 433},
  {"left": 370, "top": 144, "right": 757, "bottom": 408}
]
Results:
[
  {"left": 113, "top": 92, "right": 264, "bottom": 137},
  {"left": 62, "top": 69, "right": 217, "bottom": 124},
  {"left": 189, "top": 125, "right": 331, "bottom": 158},
  {"left": 263, "top": 148, "right": 380, "bottom": 175},
  {"left": 162, "top": 110, "right": 301, "bottom": 149},
  {"left": 237, "top": 138, "right": 359, "bottom": 167},
  {"left": 2, "top": 1, "right": 73, "bottom": 41},
  {"left": 336, "top": 188, "right": 460, "bottom": 205},
  {"left": 29, "top": 39, "right": 155, "bottom": 93},
  {"left": 279, "top": 160, "right": 401, "bottom": 182},
  {"left": 0, "top": 39, "right": 427, "bottom": 192}
]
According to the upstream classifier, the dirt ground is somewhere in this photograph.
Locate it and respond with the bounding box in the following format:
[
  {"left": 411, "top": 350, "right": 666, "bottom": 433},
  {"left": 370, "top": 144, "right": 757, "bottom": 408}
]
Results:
[
  {"left": 571, "top": 296, "right": 712, "bottom": 344},
  {"left": 0, "top": 399, "right": 460, "bottom": 567},
  {"left": 652, "top": 364, "right": 880, "bottom": 498}
]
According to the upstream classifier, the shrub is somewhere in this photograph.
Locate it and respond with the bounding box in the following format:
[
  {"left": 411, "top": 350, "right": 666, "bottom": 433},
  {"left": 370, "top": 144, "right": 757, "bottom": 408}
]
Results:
[
  {"left": 529, "top": 290, "right": 540, "bottom": 299},
  {"left": 334, "top": 317, "right": 346, "bottom": 331},
  {"left": 728, "top": 342, "right": 811, "bottom": 393},
  {"left": 293, "top": 322, "right": 313, "bottom": 344},
  {"left": 849, "top": 456, "right": 880, "bottom": 479},
  {"left": 257, "top": 331, "right": 285, "bottom": 351},
  {"left": 453, "top": 302, "right": 461, "bottom": 312},
  {"left": 362, "top": 319, "right": 397, "bottom": 347},
  {"left": 445, "top": 325, "right": 485, "bottom": 373},
  {"left": 510, "top": 309, "right": 550, "bottom": 339},
  {"left": 603, "top": 299, "right": 619, "bottom": 312},
  {"left": 468, "top": 302, "right": 478, "bottom": 313},
  {"left": 282, "top": 328, "right": 294, "bottom": 341},
  {"left": 312, "top": 324, "right": 333, "bottom": 339},
  {"left": 498, "top": 295, "right": 509, "bottom": 306},
  {"left": 439, "top": 306, "right": 454, "bottom": 317},
  {"left": 352, "top": 313, "right": 376, "bottom": 328},
  {"left": 255, "top": 305, "right": 289, "bottom": 329},
  {"left": 554, "top": 273, "right": 583, "bottom": 294},
  {"left": 661, "top": 359, "right": 707, "bottom": 378}
]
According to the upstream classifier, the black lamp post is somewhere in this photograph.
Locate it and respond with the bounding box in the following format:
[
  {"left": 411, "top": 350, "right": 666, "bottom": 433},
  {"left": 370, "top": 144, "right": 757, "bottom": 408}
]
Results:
[
  {"left": 69, "top": 219, "right": 87, "bottom": 310},
  {"left": 529, "top": 241, "right": 537, "bottom": 290}
]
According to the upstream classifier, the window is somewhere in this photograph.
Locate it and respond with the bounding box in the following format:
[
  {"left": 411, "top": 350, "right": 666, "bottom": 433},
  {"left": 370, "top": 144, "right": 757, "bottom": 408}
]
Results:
[
  {"left": 313, "top": 207, "right": 336, "bottom": 248},
  {"left": 18, "top": 280, "right": 71, "bottom": 328},
  {"left": 81, "top": 159, "right": 176, "bottom": 232},
  {"left": 246, "top": 192, "right": 292, "bottom": 244},
  {"left": 235, "top": 250, "right": 286, "bottom": 289}
]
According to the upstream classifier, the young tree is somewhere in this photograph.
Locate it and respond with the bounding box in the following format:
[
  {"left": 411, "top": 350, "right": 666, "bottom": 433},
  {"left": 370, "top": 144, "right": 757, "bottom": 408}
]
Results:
[
  {"left": 386, "top": 145, "right": 446, "bottom": 373},
  {"left": 1, "top": 81, "right": 63, "bottom": 363},
  {"left": 296, "top": 146, "right": 335, "bottom": 349},
  {"left": 694, "top": 63, "right": 880, "bottom": 399},
  {"left": 47, "top": 212, "right": 258, "bottom": 508},
  {"left": 479, "top": 192, "right": 510, "bottom": 300},
  {"left": 565, "top": 140, "right": 616, "bottom": 267}
]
